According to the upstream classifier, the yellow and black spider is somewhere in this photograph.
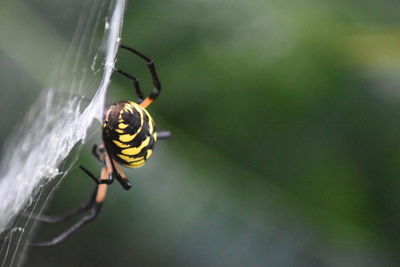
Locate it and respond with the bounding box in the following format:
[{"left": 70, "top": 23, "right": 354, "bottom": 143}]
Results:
[{"left": 28, "top": 45, "right": 170, "bottom": 246}]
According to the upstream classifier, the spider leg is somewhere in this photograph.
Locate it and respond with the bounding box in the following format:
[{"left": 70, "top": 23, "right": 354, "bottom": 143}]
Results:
[
  {"left": 115, "top": 68, "right": 144, "bottom": 102},
  {"left": 119, "top": 45, "right": 161, "bottom": 108},
  {"left": 28, "top": 167, "right": 110, "bottom": 247},
  {"left": 4, "top": 167, "right": 111, "bottom": 247},
  {"left": 21, "top": 186, "right": 98, "bottom": 223},
  {"left": 29, "top": 190, "right": 104, "bottom": 247},
  {"left": 79, "top": 165, "right": 113, "bottom": 185},
  {"left": 21, "top": 162, "right": 108, "bottom": 223},
  {"left": 111, "top": 160, "right": 131, "bottom": 190},
  {"left": 103, "top": 149, "right": 132, "bottom": 190},
  {"left": 157, "top": 131, "right": 171, "bottom": 140}
]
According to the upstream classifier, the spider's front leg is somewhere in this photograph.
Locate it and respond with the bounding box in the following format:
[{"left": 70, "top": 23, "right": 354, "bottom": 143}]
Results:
[{"left": 5, "top": 166, "right": 111, "bottom": 247}]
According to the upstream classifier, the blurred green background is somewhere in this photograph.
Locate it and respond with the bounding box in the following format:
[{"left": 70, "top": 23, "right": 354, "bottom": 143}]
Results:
[{"left": 1, "top": 0, "right": 400, "bottom": 266}]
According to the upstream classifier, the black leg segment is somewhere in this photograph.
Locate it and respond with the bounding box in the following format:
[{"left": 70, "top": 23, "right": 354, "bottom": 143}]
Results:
[
  {"left": 119, "top": 45, "right": 162, "bottom": 101},
  {"left": 115, "top": 68, "right": 145, "bottom": 102},
  {"left": 157, "top": 131, "right": 171, "bottom": 140},
  {"left": 80, "top": 165, "right": 113, "bottom": 185},
  {"left": 22, "top": 186, "right": 98, "bottom": 223},
  {"left": 106, "top": 151, "right": 132, "bottom": 191},
  {"left": 29, "top": 203, "right": 103, "bottom": 247}
]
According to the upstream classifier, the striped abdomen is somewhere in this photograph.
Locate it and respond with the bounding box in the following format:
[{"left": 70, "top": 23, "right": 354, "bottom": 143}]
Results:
[{"left": 102, "top": 101, "right": 157, "bottom": 168}]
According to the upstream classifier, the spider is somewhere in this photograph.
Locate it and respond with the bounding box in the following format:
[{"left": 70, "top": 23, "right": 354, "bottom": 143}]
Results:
[{"left": 25, "top": 45, "right": 170, "bottom": 246}]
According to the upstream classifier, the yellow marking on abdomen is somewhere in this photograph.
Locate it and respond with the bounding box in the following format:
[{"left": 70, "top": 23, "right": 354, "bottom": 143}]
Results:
[
  {"left": 121, "top": 137, "right": 150, "bottom": 156},
  {"left": 124, "top": 104, "right": 134, "bottom": 113},
  {"left": 105, "top": 109, "right": 112, "bottom": 122},
  {"left": 124, "top": 159, "right": 146, "bottom": 168},
  {"left": 119, "top": 123, "right": 128, "bottom": 129},
  {"left": 119, "top": 132, "right": 140, "bottom": 142},
  {"left": 127, "top": 102, "right": 143, "bottom": 114},
  {"left": 117, "top": 154, "right": 145, "bottom": 163},
  {"left": 117, "top": 103, "right": 145, "bottom": 142},
  {"left": 145, "top": 149, "right": 153, "bottom": 160},
  {"left": 142, "top": 108, "right": 155, "bottom": 134},
  {"left": 113, "top": 140, "right": 131, "bottom": 148}
]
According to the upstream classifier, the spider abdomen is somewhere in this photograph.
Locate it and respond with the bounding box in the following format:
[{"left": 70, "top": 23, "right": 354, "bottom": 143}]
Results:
[{"left": 102, "top": 101, "right": 157, "bottom": 168}]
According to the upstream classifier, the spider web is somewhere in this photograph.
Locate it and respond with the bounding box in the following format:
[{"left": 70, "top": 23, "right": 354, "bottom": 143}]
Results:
[{"left": 0, "top": 0, "right": 126, "bottom": 266}]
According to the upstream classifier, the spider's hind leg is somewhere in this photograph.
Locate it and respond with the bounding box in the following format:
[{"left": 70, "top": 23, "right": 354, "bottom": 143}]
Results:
[
  {"left": 29, "top": 194, "right": 104, "bottom": 247},
  {"left": 157, "top": 131, "right": 171, "bottom": 140},
  {"left": 21, "top": 163, "right": 110, "bottom": 224},
  {"left": 19, "top": 166, "right": 111, "bottom": 247},
  {"left": 21, "top": 186, "right": 98, "bottom": 223}
]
